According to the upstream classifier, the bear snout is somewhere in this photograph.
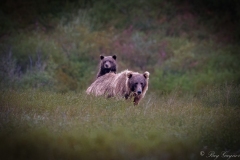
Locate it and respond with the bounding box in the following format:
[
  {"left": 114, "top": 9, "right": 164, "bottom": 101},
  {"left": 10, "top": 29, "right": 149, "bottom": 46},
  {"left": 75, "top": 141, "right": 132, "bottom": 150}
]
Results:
[
  {"left": 104, "top": 61, "right": 111, "bottom": 68},
  {"left": 137, "top": 91, "right": 142, "bottom": 95},
  {"left": 136, "top": 84, "right": 143, "bottom": 95}
]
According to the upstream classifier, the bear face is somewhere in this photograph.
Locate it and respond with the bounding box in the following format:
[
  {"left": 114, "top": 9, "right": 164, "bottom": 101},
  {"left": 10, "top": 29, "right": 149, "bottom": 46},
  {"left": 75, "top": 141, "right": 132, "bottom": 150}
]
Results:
[
  {"left": 126, "top": 71, "right": 150, "bottom": 105},
  {"left": 127, "top": 71, "right": 149, "bottom": 96},
  {"left": 97, "top": 55, "right": 117, "bottom": 78}
]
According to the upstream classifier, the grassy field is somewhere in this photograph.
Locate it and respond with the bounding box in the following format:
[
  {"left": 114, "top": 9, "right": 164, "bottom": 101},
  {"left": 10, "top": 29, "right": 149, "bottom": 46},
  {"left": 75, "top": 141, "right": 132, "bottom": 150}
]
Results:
[
  {"left": 0, "top": 89, "right": 239, "bottom": 159},
  {"left": 1, "top": 0, "right": 240, "bottom": 159}
]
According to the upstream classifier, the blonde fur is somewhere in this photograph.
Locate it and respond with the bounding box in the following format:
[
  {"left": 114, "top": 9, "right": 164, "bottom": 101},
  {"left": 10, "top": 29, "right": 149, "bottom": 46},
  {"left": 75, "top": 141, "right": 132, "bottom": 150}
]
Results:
[{"left": 86, "top": 70, "right": 149, "bottom": 105}]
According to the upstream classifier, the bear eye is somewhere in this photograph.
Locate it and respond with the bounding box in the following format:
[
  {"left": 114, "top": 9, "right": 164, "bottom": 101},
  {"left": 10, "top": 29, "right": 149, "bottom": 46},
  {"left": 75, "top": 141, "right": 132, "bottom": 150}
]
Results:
[{"left": 135, "top": 83, "right": 138, "bottom": 86}]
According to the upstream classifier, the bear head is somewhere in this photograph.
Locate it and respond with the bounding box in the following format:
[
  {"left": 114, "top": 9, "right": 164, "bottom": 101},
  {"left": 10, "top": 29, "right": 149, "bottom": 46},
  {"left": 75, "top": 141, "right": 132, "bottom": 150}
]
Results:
[
  {"left": 97, "top": 55, "right": 117, "bottom": 78},
  {"left": 126, "top": 71, "right": 150, "bottom": 96}
]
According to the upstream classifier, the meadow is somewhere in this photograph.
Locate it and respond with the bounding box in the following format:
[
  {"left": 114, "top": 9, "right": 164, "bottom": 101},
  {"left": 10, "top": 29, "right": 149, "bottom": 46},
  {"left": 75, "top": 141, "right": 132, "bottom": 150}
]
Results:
[
  {"left": 0, "top": 88, "right": 239, "bottom": 160},
  {"left": 0, "top": 0, "right": 240, "bottom": 159}
]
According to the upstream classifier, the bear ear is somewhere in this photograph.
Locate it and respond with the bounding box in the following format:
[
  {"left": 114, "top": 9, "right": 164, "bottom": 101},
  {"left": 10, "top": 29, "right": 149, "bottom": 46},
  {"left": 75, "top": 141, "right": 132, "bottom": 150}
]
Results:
[
  {"left": 126, "top": 71, "right": 133, "bottom": 79},
  {"left": 100, "top": 55, "right": 104, "bottom": 60},
  {"left": 112, "top": 55, "right": 117, "bottom": 60},
  {"left": 143, "top": 71, "right": 150, "bottom": 79}
]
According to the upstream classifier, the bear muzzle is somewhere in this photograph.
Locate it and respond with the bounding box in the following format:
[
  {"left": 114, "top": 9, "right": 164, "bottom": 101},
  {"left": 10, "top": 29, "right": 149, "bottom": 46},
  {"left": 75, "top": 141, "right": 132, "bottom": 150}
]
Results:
[
  {"left": 136, "top": 84, "right": 143, "bottom": 95},
  {"left": 104, "top": 61, "right": 111, "bottom": 68},
  {"left": 137, "top": 91, "right": 142, "bottom": 95}
]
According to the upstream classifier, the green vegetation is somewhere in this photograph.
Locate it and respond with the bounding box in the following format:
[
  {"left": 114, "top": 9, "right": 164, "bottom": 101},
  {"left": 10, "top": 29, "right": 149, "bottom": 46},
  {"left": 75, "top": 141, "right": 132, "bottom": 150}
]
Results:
[
  {"left": 0, "top": 90, "right": 239, "bottom": 159},
  {"left": 1, "top": 0, "right": 239, "bottom": 93},
  {"left": 0, "top": 0, "right": 239, "bottom": 159}
]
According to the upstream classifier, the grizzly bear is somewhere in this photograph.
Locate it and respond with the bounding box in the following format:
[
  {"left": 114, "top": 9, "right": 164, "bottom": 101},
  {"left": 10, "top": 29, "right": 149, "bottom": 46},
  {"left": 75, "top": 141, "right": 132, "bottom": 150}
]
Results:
[
  {"left": 96, "top": 55, "right": 117, "bottom": 78},
  {"left": 86, "top": 70, "right": 150, "bottom": 105}
]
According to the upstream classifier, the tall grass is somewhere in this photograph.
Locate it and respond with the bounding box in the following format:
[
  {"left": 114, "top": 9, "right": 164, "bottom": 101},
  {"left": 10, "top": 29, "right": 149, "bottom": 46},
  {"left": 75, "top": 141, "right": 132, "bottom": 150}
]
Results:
[{"left": 0, "top": 89, "right": 239, "bottom": 159}]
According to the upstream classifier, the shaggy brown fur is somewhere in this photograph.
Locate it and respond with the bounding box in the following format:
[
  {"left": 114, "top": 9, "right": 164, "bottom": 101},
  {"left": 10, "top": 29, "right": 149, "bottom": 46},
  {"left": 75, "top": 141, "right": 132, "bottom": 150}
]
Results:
[
  {"left": 96, "top": 55, "right": 117, "bottom": 78},
  {"left": 86, "top": 70, "right": 150, "bottom": 105}
]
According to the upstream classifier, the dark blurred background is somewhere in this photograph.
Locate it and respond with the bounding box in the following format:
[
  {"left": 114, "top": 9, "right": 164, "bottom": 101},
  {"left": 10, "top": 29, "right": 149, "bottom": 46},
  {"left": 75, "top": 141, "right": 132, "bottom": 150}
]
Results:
[{"left": 0, "top": 0, "right": 239, "bottom": 94}]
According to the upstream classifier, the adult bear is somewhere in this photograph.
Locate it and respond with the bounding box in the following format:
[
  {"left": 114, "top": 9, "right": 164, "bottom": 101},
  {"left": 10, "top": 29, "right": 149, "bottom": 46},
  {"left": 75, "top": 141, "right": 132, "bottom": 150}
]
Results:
[
  {"left": 96, "top": 55, "right": 117, "bottom": 78},
  {"left": 86, "top": 70, "right": 150, "bottom": 105}
]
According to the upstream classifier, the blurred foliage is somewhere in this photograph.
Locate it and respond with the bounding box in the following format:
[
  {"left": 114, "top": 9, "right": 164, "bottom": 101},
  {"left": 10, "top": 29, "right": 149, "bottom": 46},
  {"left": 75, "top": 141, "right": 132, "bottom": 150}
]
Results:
[{"left": 0, "top": 0, "right": 239, "bottom": 94}]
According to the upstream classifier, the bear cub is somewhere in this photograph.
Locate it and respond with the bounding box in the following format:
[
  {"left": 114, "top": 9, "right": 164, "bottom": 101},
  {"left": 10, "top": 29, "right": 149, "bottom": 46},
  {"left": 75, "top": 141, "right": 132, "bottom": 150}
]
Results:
[{"left": 96, "top": 55, "right": 117, "bottom": 78}]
